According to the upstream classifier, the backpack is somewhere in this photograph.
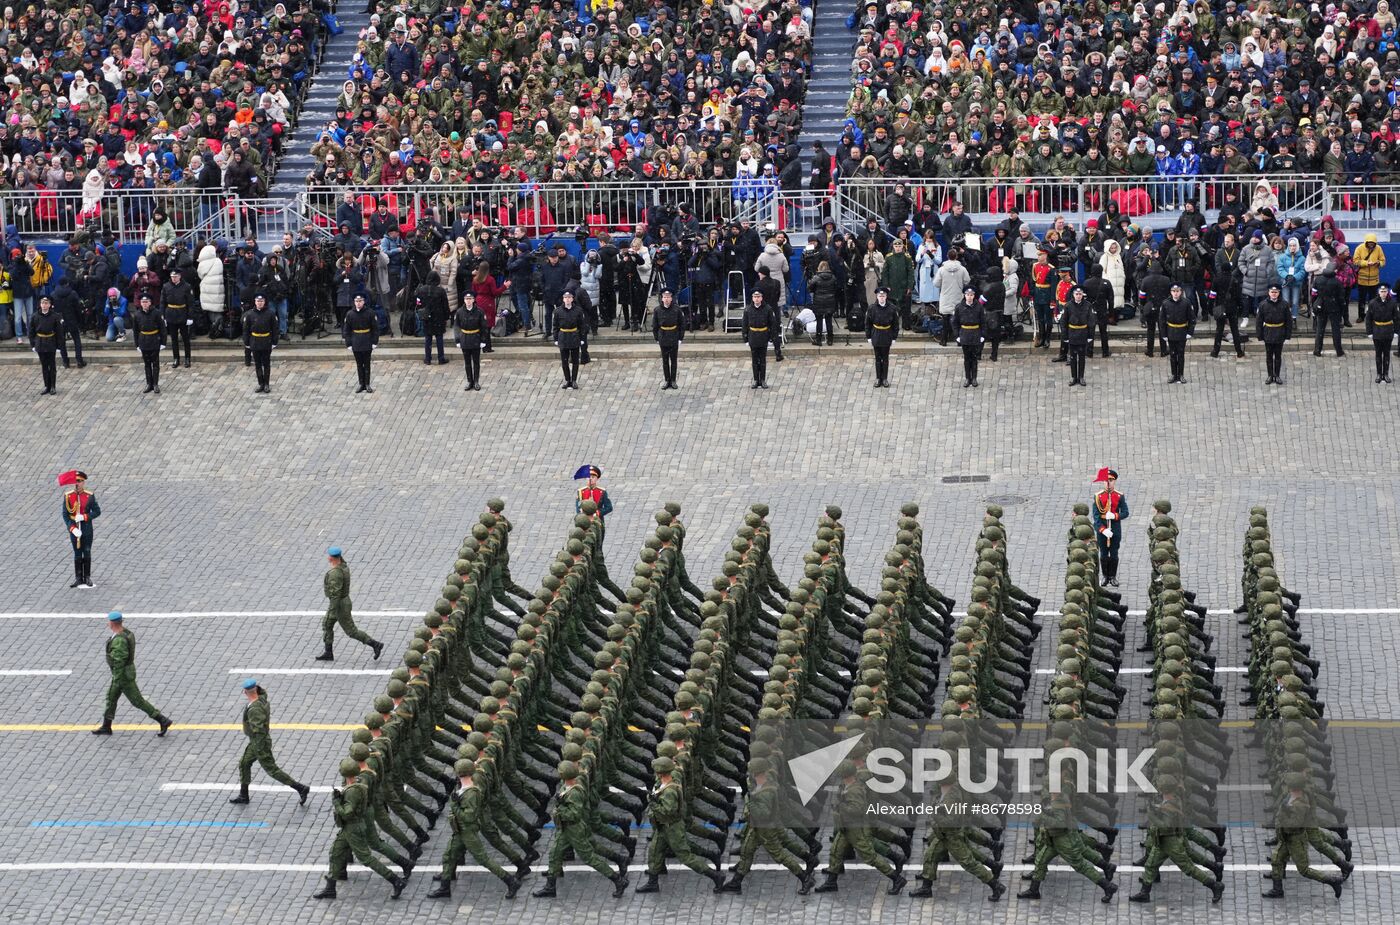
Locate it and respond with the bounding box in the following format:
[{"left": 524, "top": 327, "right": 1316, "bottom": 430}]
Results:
[
  {"left": 1335, "top": 254, "right": 1357, "bottom": 289},
  {"left": 400, "top": 304, "right": 420, "bottom": 337}
]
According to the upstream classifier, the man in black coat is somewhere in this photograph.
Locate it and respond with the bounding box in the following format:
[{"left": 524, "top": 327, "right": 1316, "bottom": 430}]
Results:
[
  {"left": 741, "top": 290, "right": 782, "bottom": 389},
  {"left": 415, "top": 271, "right": 450, "bottom": 365},
  {"left": 1082, "top": 264, "right": 1116, "bottom": 358},
  {"left": 52, "top": 276, "right": 86, "bottom": 367},
  {"left": 807, "top": 261, "right": 839, "bottom": 346},
  {"left": 1161, "top": 283, "right": 1196, "bottom": 383},
  {"left": 867, "top": 287, "right": 899, "bottom": 388},
  {"left": 1311, "top": 270, "right": 1346, "bottom": 358},
  {"left": 241, "top": 293, "right": 279, "bottom": 393}
]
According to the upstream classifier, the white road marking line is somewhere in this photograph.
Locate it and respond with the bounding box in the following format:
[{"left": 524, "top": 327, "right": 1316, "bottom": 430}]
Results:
[
  {"left": 0, "top": 670, "right": 71, "bottom": 676},
  {"left": 1218, "top": 784, "right": 1273, "bottom": 792},
  {"left": 1034, "top": 666, "right": 1247, "bottom": 674},
  {"left": 0, "top": 862, "right": 1379, "bottom": 875},
  {"left": 0, "top": 610, "right": 421, "bottom": 620},
  {"left": 226, "top": 669, "right": 386, "bottom": 676},
  {"left": 161, "top": 784, "right": 336, "bottom": 794}
]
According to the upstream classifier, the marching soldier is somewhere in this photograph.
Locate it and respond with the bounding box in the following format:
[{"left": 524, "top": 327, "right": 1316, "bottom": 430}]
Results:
[
  {"left": 1091, "top": 468, "right": 1128, "bottom": 586},
  {"left": 454, "top": 290, "right": 487, "bottom": 391},
  {"left": 636, "top": 756, "right": 725, "bottom": 893},
  {"left": 1366, "top": 283, "right": 1396, "bottom": 383},
  {"left": 532, "top": 760, "right": 630, "bottom": 899},
  {"left": 427, "top": 758, "right": 524, "bottom": 899},
  {"left": 242, "top": 293, "right": 279, "bottom": 393},
  {"left": 93, "top": 611, "right": 172, "bottom": 736},
  {"left": 867, "top": 286, "right": 899, "bottom": 388},
  {"left": 1258, "top": 283, "right": 1293, "bottom": 385},
  {"left": 342, "top": 293, "right": 379, "bottom": 393},
  {"left": 555, "top": 290, "right": 586, "bottom": 390},
  {"left": 719, "top": 757, "right": 816, "bottom": 894},
  {"left": 312, "top": 758, "right": 408, "bottom": 899},
  {"left": 61, "top": 469, "right": 99, "bottom": 588},
  {"left": 652, "top": 288, "right": 686, "bottom": 390},
  {"left": 230, "top": 678, "right": 310, "bottom": 804},
  {"left": 1161, "top": 283, "right": 1195, "bottom": 384},
  {"left": 29, "top": 295, "right": 62, "bottom": 394},
  {"left": 131, "top": 293, "right": 167, "bottom": 394},
  {"left": 162, "top": 266, "right": 194, "bottom": 368},
  {"left": 952, "top": 285, "right": 984, "bottom": 388},
  {"left": 316, "top": 547, "right": 384, "bottom": 661},
  {"left": 1064, "top": 286, "right": 1094, "bottom": 387},
  {"left": 741, "top": 289, "right": 782, "bottom": 389}
]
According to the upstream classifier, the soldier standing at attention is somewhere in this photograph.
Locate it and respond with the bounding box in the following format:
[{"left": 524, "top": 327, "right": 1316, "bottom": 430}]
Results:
[
  {"left": 342, "top": 293, "right": 379, "bottom": 393},
  {"left": 1063, "top": 287, "right": 1094, "bottom": 387},
  {"left": 29, "top": 296, "right": 62, "bottom": 394},
  {"left": 230, "top": 678, "right": 311, "bottom": 805},
  {"left": 1161, "top": 283, "right": 1196, "bottom": 384},
  {"left": 1258, "top": 283, "right": 1293, "bottom": 385},
  {"left": 454, "top": 291, "right": 487, "bottom": 392},
  {"left": 1366, "top": 283, "right": 1396, "bottom": 383},
  {"left": 574, "top": 465, "right": 613, "bottom": 519},
  {"left": 554, "top": 290, "right": 586, "bottom": 390},
  {"left": 1091, "top": 468, "right": 1129, "bottom": 587},
  {"left": 316, "top": 547, "right": 384, "bottom": 662},
  {"left": 93, "top": 611, "right": 172, "bottom": 736},
  {"left": 60, "top": 469, "right": 99, "bottom": 588},
  {"left": 867, "top": 286, "right": 899, "bottom": 388},
  {"left": 741, "top": 289, "right": 782, "bottom": 389},
  {"left": 952, "top": 285, "right": 984, "bottom": 388},
  {"left": 242, "top": 293, "right": 279, "bottom": 394},
  {"left": 652, "top": 288, "right": 686, "bottom": 390},
  {"left": 131, "top": 293, "right": 167, "bottom": 394},
  {"left": 162, "top": 266, "right": 194, "bottom": 369}
]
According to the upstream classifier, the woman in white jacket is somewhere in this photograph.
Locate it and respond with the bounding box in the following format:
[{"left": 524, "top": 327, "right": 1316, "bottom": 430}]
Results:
[
  {"left": 580, "top": 250, "right": 603, "bottom": 305},
  {"left": 197, "top": 243, "right": 226, "bottom": 333},
  {"left": 430, "top": 242, "right": 459, "bottom": 312},
  {"left": 1099, "top": 239, "right": 1127, "bottom": 308},
  {"left": 754, "top": 242, "right": 789, "bottom": 308}
]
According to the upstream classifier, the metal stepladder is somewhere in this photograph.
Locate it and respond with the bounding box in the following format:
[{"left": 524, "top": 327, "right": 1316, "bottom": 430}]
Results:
[{"left": 722, "top": 270, "right": 746, "bottom": 333}]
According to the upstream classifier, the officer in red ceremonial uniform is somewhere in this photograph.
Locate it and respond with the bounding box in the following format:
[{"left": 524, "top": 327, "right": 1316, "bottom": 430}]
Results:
[
  {"left": 1031, "top": 251, "right": 1055, "bottom": 348},
  {"left": 1053, "top": 265, "right": 1076, "bottom": 363},
  {"left": 60, "top": 469, "right": 101, "bottom": 588},
  {"left": 1091, "top": 467, "right": 1129, "bottom": 586},
  {"left": 573, "top": 465, "right": 613, "bottom": 519}
]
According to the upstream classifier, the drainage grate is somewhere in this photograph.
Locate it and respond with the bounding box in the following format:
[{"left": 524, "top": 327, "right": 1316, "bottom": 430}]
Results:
[
  {"left": 940, "top": 475, "right": 991, "bottom": 484},
  {"left": 985, "top": 494, "right": 1030, "bottom": 506}
]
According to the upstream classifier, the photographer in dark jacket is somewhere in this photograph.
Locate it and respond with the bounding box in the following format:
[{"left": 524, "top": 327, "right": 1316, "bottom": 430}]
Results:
[
  {"left": 415, "top": 270, "right": 449, "bottom": 365},
  {"left": 807, "top": 260, "right": 839, "bottom": 346},
  {"left": 52, "top": 276, "right": 85, "bottom": 367}
]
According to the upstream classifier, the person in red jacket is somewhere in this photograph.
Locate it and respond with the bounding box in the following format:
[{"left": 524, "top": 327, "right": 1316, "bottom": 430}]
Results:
[{"left": 469, "top": 260, "right": 509, "bottom": 353}]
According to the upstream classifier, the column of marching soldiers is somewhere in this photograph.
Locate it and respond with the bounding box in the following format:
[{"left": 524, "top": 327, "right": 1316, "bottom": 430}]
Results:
[{"left": 307, "top": 497, "right": 1352, "bottom": 904}]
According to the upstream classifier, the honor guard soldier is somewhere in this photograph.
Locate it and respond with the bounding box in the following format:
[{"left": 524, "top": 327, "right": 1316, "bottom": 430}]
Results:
[
  {"left": 1091, "top": 468, "right": 1129, "bottom": 586},
  {"left": 231, "top": 678, "right": 311, "bottom": 805},
  {"left": 1161, "top": 283, "right": 1195, "bottom": 384},
  {"left": 652, "top": 288, "right": 686, "bottom": 389},
  {"left": 741, "top": 289, "right": 782, "bottom": 389},
  {"left": 555, "top": 290, "right": 586, "bottom": 390},
  {"left": 1064, "top": 287, "right": 1094, "bottom": 387},
  {"left": 132, "top": 293, "right": 167, "bottom": 394},
  {"left": 574, "top": 465, "right": 613, "bottom": 519},
  {"left": 342, "top": 293, "right": 379, "bottom": 393},
  {"left": 1366, "top": 283, "right": 1396, "bottom": 383},
  {"left": 162, "top": 266, "right": 194, "bottom": 368},
  {"left": 242, "top": 293, "right": 279, "bottom": 393},
  {"left": 867, "top": 287, "right": 899, "bottom": 388},
  {"left": 30, "top": 296, "right": 62, "bottom": 394},
  {"left": 316, "top": 547, "right": 384, "bottom": 661},
  {"left": 93, "top": 611, "right": 172, "bottom": 736},
  {"left": 1031, "top": 249, "right": 1055, "bottom": 348},
  {"left": 60, "top": 469, "right": 99, "bottom": 588},
  {"left": 1258, "top": 283, "right": 1293, "bottom": 385},
  {"left": 951, "top": 285, "right": 984, "bottom": 388},
  {"left": 454, "top": 291, "right": 487, "bottom": 391},
  {"left": 1052, "top": 264, "right": 1075, "bottom": 362}
]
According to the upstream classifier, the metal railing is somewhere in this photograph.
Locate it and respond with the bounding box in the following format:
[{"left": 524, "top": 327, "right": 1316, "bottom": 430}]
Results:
[{"left": 835, "top": 174, "right": 1331, "bottom": 227}]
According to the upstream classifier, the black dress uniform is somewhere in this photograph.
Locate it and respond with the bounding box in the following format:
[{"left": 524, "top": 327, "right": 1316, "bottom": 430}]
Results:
[
  {"left": 741, "top": 295, "right": 781, "bottom": 389},
  {"left": 1161, "top": 288, "right": 1195, "bottom": 383},
  {"left": 1064, "top": 291, "right": 1093, "bottom": 386},
  {"left": 867, "top": 290, "right": 899, "bottom": 388},
  {"left": 131, "top": 298, "right": 168, "bottom": 394},
  {"left": 1210, "top": 276, "right": 1246, "bottom": 359},
  {"left": 242, "top": 296, "right": 280, "bottom": 393},
  {"left": 1082, "top": 268, "right": 1115, "bottom": 358},
  {"left": 1257, "top": 291, "right": 1293, "bottom": 384},
  {"left": 342, "top": 298, "right": 379, "bottom": 393},
  {"left": 454, "top": 298, "right": 487, "bottom": 391},
  {"left": 53, "top": 280, "right": 85, "bottom": 367},
  {"left": 652, "top": 291, "right": 686, "bottom": 389},
  {"left": 30, "top": 302, "right": 62, "bottom": 394},
  {"left": 951, "top": 288, "right": 984, "bottom": 387},
  {"left": 554, "top": 297, "right": 586, "bottom": 389},
  {"left": 1138, "top": 269, "right": 1172, "bottom": 357},
  {"left": 1366, "top": 289, "right": 1397, "bottom": 383},
  {"left": 1311, "top": 272, "right": 1346, "bottom": 357},
  {"left": 162, "top": 274, "right": 195, "bottom": 368},
  {"left": 980, "top": 270, "right": 1006, "bottom": 361}
]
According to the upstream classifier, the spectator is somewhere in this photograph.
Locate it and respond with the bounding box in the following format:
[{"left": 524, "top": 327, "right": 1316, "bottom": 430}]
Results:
[
  {"left": 198, "top": 243, "right": 227, "bottom": 334},
  {"left": 1277, "top": 237, "right": 1307, "bottom": 318},
  {"left": 101, "top": 287, "right": 128, "bottom": 342}
]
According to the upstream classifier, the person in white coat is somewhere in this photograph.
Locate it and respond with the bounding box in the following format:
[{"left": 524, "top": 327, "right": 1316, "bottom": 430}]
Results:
[
  {"left": 914, "top": 238, "right": 942, "bottom": 316},
  {"left": 197, "top": 243, "right": 226, "bottom": 334},
  {"left": 581, "top": 250, "right": 603, "bottom": 306},
  {"left": 754, "top": 241, "right": 789, "bottom": 310},
  {"left": 932, "top": 251, "right": 970, "bottom": 345},
  {"left": 1099, "top": 239, "right": 1127, "bottom": 309}
]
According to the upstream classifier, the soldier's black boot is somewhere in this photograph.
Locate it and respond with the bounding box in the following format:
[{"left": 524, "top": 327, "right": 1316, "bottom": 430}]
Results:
[
  {"left": 532, "top": 875, "right": 558, "bottom": 898},
  {"left": 909, "top": 877, "right": 933, "bottom": 898},
  {"left": 1101, "top": 880, "right": 1118, "bottom": 903},
  {"left": 426, "top": 876, "right": 452, "bottom": 898},
  {"left": 636, "top": 873, "right": 661, "bottom": 894},
  {"left": 371, "top": 640, "right": 384, "bottom": 660},
  {"left": 710, "top": 869, "right": 727, "bottom": 892},
  {"left": 1261, "top": 876, "right": 1284, "bottom": 898},
  {"left": 295, "top": 783, "right": 310, "bottom": 805},
  {"left": 389, "top": 874, "right": 407, "bottom": 899},
  {"left": 1211, "top": 880, "right": 1225, "bottom": 903},
  {"left": 504, "top": 873, "right": 523, "bottom": 898},
  {"left": 888, "top": 871, "right": 907, "bottom": 894},
  {"left": 315, "top": 645, "right": 334, "bottom": 661},
  {"left": 989, "top": 878, "right": 1006, "bottom": 901},
  {"left": 610, "top": 872, "right": 629, "bottom": 897},
  {"left": 813, "top": 872, "right": 839, "bottom": 893},
  {"left": 1017, "top": 880, "right": 1042, "bottom": 899},
  {"left": 312, "top": 876, "right": 337, "bottom": 899},
  {"left": 1129, "top": 881, "right": 1153, "bottom": 903},
  {"left": 1329, "top": 876, "right": 1345, "bottom": 898},
  {"left": 718, "top": 873, "right": 743, "bottom": 893},
  {"left": 92, "top": 722, "right": 112, "bottom": 735},
  {"left": 156, "top": 715, "right": 172, "bottom": 736},
  {"left": 71, "top": 561, "right": 82, "bottom": 588},
  {"left": 228, "top": 789, "right": 250, "bottom": 804}
]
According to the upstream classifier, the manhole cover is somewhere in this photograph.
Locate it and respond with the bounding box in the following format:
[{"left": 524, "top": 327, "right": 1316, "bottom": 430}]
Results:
[
  {"left": 985, "top": 494, "right": 1029, "bottom": 506},
  {"left": 940, "top": 475, "right": 990, "bottom": 484}
]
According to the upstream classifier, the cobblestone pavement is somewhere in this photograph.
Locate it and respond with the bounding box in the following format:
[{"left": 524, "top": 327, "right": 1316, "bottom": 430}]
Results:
[{"left": 0, "top": 351, "right": 1396, "bottom": 925}]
